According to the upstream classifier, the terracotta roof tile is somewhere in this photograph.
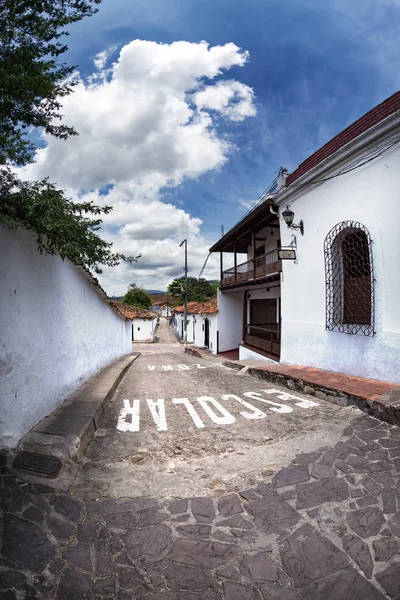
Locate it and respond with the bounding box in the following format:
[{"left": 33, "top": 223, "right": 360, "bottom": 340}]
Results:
[
  {"left": 113, "top": 304, "right": 157, "bottom": 320},
  {"left": 286, "top": 90, "right": 400, "bottom": 186},
  {"left": 173, "top": 298, "right": 218, "bottom": 315}
]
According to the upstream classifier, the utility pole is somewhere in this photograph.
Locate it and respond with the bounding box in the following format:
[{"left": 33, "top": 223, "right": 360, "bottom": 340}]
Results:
[{"left": 179, "top": 239, "right": 188, "bottom": 348}]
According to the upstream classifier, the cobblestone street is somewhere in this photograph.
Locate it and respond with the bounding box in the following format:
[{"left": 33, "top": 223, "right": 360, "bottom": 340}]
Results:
[{"left": 1, "top": 323, "right": 400, "bottom": 599}]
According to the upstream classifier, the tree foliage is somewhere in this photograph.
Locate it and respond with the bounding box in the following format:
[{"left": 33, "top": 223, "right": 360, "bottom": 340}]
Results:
[
  {"left": 0, "top": 0, "right": 138, "bottom": 273},
  {"left": 167, "top": 277, "right": 217, "bottom": 305},
  {"left": 123, "top": 284, "right": 152, "bottom": 310}
]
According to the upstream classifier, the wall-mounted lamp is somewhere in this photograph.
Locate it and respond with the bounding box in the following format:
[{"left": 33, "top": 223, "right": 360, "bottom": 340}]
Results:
[{"left": 282, "top": 206, "right": 304, "bottom": 236}]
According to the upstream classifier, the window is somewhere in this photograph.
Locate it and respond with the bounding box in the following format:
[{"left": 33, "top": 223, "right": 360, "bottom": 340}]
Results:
[{"left": 324, "top": 221, "right": 374, "bottom": 336}]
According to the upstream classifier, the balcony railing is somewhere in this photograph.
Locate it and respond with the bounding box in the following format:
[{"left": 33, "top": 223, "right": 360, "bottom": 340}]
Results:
[
  {"left": 243, "top": 323, "right": 280, "bottom": 359},
  {"left": 222, "top": 247, "right": 281, "bottom": 286}
]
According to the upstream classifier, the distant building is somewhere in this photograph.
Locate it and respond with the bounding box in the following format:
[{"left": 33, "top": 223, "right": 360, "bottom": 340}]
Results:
[
  {"left": 210, "top": 91, "right": 400, "bottom": 383},
  {"left": 173, "top": 299, "right": 218, "bottom": 352},
  {"left": 116, "top": 305, "right": 158, "bottom": 342}
]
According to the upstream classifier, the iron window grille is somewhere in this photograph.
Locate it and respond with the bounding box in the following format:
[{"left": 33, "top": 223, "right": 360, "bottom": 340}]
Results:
[{"left": 324, "top": 221, "right": 375, "bottom": 336}]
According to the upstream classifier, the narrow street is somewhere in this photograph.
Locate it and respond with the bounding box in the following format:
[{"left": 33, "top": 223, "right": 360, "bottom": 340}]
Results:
[{"left": 1, "top": 322, "right": 400, "bottom": 599}]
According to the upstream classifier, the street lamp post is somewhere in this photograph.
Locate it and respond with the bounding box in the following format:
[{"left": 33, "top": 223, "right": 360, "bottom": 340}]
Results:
[{"left": 179, "top": 239, "right": 188, "bottom": 348}]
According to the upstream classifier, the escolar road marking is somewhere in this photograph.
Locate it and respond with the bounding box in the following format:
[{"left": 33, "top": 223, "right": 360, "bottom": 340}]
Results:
[{"left": 116, "top": 389, "right": 320, "bottom": 433}]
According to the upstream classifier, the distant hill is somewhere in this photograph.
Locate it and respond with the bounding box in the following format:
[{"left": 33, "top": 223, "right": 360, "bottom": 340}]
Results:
[{"left": 146, "top": 289, "right": 165, "bottom": 294}]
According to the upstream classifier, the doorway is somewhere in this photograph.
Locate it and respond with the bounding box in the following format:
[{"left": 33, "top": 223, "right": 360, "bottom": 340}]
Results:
[{"left": 204, "top": 318, "right": 210, "bottom": 348}]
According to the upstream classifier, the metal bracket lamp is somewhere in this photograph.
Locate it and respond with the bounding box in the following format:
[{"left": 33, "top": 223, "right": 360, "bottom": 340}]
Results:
[{"left": 282, "top": 206, "right": 304, "bottom": 235}]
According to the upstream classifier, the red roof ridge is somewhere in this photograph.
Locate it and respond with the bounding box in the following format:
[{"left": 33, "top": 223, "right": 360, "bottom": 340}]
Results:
[{"left": 286, "top": 90, "right": 400, "bottom": 186}]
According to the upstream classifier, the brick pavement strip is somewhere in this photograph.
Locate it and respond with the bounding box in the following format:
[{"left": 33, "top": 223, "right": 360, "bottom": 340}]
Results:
[{"left": 3, "top": 412, "right": 400, "bottom": 598}]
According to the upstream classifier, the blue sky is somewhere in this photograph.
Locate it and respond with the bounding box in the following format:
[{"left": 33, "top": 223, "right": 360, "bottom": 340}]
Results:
[{"left": 25, "top": 0, "right": 400, "bottom": 293}]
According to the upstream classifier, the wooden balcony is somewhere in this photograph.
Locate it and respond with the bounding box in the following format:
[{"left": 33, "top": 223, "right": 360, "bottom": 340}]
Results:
[
  {"left": 243, "top": 323, "right": 280, "bottom": 359},
  {"left": 221, "top": 248, "right": 282, "bottom": 288}
]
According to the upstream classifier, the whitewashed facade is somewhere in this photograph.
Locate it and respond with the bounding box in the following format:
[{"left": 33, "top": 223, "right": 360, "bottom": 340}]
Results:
[
  {"left": 172, "top": 301, "right": 218, "bottom": 353},
  {"left": 0, "top": 228, "right": 132, "bottom": 448},
  {"left": 211, "top": 92, "right": 400, "bottom": 382}
]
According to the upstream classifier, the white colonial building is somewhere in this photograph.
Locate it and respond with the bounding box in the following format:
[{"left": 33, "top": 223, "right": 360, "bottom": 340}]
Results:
[
  {"left": 210, "top": 91, "right": 400, "bottom": 383},
  {"left": 172, "top": 299, "right": 218, "bottom": 353},
  {"left": 117, "top": 305, "right": 158, "bottom": 342}
]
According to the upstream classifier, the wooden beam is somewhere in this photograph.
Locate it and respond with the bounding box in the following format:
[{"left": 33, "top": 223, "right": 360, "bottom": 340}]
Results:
[{"left": 252, "top": 230, "right": 256, "bottom": 279}]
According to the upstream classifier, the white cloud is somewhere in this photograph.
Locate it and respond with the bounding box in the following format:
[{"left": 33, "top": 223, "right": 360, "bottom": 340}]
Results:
[
  {"left": 18, "top": 39, "right": 255, "bottom": 293},
  {"left": 194, "top": 80, "right": 256, "bottom": 122},
  {"left": 238, "top": 198, "right": 256, "bottom": 210}
]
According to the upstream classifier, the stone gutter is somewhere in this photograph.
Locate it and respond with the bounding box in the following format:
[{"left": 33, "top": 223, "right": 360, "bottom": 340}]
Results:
[{"left": 19, "top": 353, "right": 140, "bottom": 463}]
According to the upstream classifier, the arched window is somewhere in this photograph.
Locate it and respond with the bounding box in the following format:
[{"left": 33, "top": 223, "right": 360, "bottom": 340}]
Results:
[{"left": 324, "top": 221, "right": 374, "bottom": 336}]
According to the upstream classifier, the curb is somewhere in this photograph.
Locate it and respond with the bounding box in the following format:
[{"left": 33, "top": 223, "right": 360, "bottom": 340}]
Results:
[
  {"left": 222, "top": 361, "right": 400, "bottom": 426},
  {"left": 19, "top": 353, "right": 140, "bottom": 464}
]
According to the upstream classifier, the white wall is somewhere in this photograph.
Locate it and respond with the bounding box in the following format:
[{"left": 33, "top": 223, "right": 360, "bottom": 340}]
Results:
[
  {"left": 161, "top": 306, "right": 171, "bottom": 317},
  {"left": 0, "top": 228, "right": 132, "bottom": 448},
  {"left": 132, "top": 317, "right": 155, "bottom": 342},
  {"left": 239, "top": 345, "right": 278, "bottom": 362},
  {"left": 280, "top": 143, "right": 400, "bottom": 383},
  {"left": 218, "top": 290, "right": 243, "bottom": 352}
]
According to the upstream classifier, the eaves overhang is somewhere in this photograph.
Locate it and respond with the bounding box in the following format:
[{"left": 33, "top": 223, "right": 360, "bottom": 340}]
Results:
[{"left": 209, "top": 199, "right": 279, "bottom": 253}]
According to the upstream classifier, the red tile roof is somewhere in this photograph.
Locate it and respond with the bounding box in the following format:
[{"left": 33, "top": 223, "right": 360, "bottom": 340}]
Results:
[
  {"left": 173, "top": 298, "right": 218, "bottom": 315},
  {"left": 286, "top": 91, "right": 400, "bottom": 186},
  {"left": 112, "top": 304, "right": 157, "bottom": 320}
]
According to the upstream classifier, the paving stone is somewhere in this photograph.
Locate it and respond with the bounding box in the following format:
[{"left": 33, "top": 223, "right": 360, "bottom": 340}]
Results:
[
  {"left": 296, "top": 477, "right": 349, "bottom": 509},
  {"left": 163, "top": 563, "right": 216, "bottom": 590},
  {"left": 345, "top": 474, "right": 356, "bottom": 484},
  {"left": 125, "top": 523, "right": 172, "bottom": 559},
  {"left": 376, "top": 563, "right": 400, "bottom": 598},
  {"left": 351, "top": 489, "right": 364, "bottom": 498},
  {"left": 191, "top": 497, "right": 215, "bottom": 523},
  {"left": 357, "top": 428, "right": 383, "bottom": 442},
  {"left": 0, "top": 591, "right": 17, "bottom": 600},
  {"left": 371, "top": 472, "right": 395, "bottom": 488},
  {"left": 223, "top": 582, "right": 259, "bottom": 600},
  {"left": 213, "top": 531, "right": 237, "bottom": 543},
  {"left": 342, "top": 534, "right": 373, "bottom": 578},
  {"left": 0, "top": 488, "right": 30, "bottom": 513},
  {"left": 109, "top": 530, "right": 123, "bottom": 554},
  {"left": 93, "top": 577, "right": 115, "bottom": 596},
  {"left": 51, "top": 494, "right": 82, "bottom": 522},
  {"left": 259, "top": 585, "right": 302, "bottom": 600},
  {"left": 176, "top": 524, "right": 212, "bottom": 538},
  {"left": 240, "top": 552, "right": 280, "bottom": 582},
  {"left": 217, "top": 515, "right": 255, "bottom": 529},
  {"left": 246, "top": 493, "right": 300, "bottom": 534},
  {"left": 62, "top": 542, "right": 92, "bottom": 571},
  {"left": 56, "top": 567, "right": 92, "bottom": 600},
  {"left": 335, "top": 442, "right": 362, "bottom": 456},
  {"left": 137, "top": 510, "right": 169, "bottom": 526},
  {"left": 310, "top": 464, "right": 336, "bottom": 479},
  {"left": 368, "top": 461, "right": 392, "bottom": 473},
  {"left": 272, "top": 466, "right": 309, "bottom": 488},
  {"left": 255, "top": 482, "right": 271, "bottom": 496},
  {"left": 239, "top": 489, "right": 260, "bottom": 502},
  {"left": 169, "top": 499, "right": 188, "bottom": 515},
  {"left": 373, "top": 535, "right": 400, "bottom": 561},
  {"left": 347, "top": 455, "right": 368, "bottom": 467},
  {"left": 335, "top": 460, "right": 352, "bottom": 474},
  {"left": 367, "top": 449, "right": 389, "bottom": 461},
  {"left": 292, "top": 452, "right": 321, "bottom": 465},
  {"left": 281, "top": 490, "right": 296, "bottom": 501},
  {"left": 93, "top": 540, "right": 114, "bottom": 576},
  {"left": 0, "top": 571, "right": 26, "bottom": 589},
  {"left": 217, "top": 494, "right": 243, "bottom": 517},
  {"left": 320, "top": 450, "right": 340, "bottom": 466},
  {"left": 347, "top": 506, "right": 385, "bottom": 539},
  {"left": 171, "top": 538, "right": 238, "bottom": 569},
  {"left": 77, "top": 521, "right": 98, "bottom": 543},
  {"left": 388, "top": 511, "right": 400, "bottom": 537},
  {"left": 303, "top": 568, "right": 386, "bottom": 600},
  {"left": 2, "top": 514, "right": 56, "bottom": 573},
  {"left": 362, "top": 477, "right": 382, "bottom": 497},
  {"left": 117, "top": 565, "right": 146, "bottom": 590},
  {"left": 21, "top": 506, "right": 44, "bottom": 525},
  {"left": 356, "top": 496, "right": 378, "bottom": 508},
  {"left": 382, "top": 489, "right": 397, "bottom": 514},
  {"left": 279, "top": 523, "right": 349, "bottom": 587},
  {"left": 380, "top": 438, "right": 400, "bottom": 448}
]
